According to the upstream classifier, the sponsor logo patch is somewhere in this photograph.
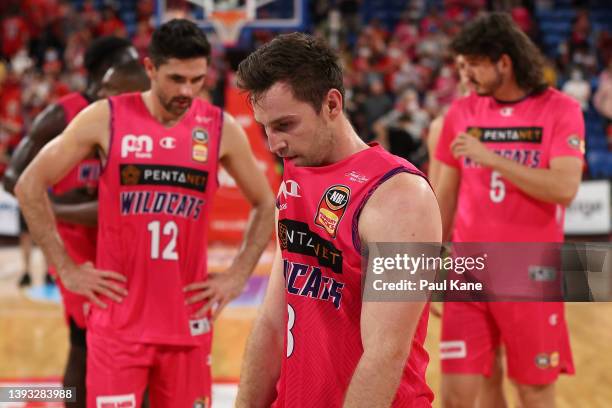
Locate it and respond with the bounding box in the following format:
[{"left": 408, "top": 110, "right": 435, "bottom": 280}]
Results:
[
  {"left": 96, "top": 393, "right": 136, "bottom": 408},
  {"left": 278, "top": 219, "right": 343, "bottom": 274},
  {"left": 550, "top": 351, "right": 559, "bottom": 367},
  {"left": 535, "top": 353, "right": 550, "bottom": 369},
  {"left": 467, "top": 127, "right": 543, "bottom": 144},
  {"left": 120, "top": 164, "right": 208, "bottom": 192},
  {"left": 440, "top": 340, "right": 467, "bottom": 360},
  {"left": 189, "top": 317, "right": 211, "bottom": 336},
  {"left": 121, "top": 134, "right": 153, "bottom": 158},
  {"left": 567, "top": 135, "right": 584, "bottom": 153},
  {"left": 192, "top": 127, "right": 209, "bottom": 163},
  {"left": 160, "top": 136, "right": 176, "bottom": 149},
  {"left": 193, "top": 396, "right": 210, "bottom": 408},
  {"left": 314, "top": 185, "right": 350, "bottom": 238}
]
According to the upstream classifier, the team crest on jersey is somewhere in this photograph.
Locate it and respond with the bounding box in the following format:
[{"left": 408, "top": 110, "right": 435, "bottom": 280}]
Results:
[
  {"left": 314, "top": 185, "right": 350, "bottom": 238},
  {"left": 121, "top": 165, "right": 141, "bottom": 185},
  {"left": 192, "top": 127, "right": 209, "bottom": 163},
  {"left": 567, "top": 135, "right": 584, "bottom": 153}
]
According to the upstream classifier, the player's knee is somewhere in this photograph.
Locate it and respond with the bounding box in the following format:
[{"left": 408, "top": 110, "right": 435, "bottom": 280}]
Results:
[
  {"left": 441, "top": 375, "right": 480, "bottom": 408},
  {"left": 515, "top": 383, "right": 555, "bottom": 408}
]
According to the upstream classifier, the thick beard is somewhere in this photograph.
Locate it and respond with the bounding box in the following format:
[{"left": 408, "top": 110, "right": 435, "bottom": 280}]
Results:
[{"left": 476, "top": 67, "right": 504, "bottom": 97}]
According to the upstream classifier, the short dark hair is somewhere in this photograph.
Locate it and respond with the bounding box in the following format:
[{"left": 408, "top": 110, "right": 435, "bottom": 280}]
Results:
[
  {"left": 110, "top": 60, "right": 150, "bottom": 90},
  {"left": 149, "top": 19, "right": 211, "bottom": 66},
  {"left": 84, "top": 36, "right": 133, "bottom": 79},
  {"left": 450, "top": 12, "right": 548, "bottom": 94},
  {"left": 236, "top": 32, "right": 345, "bottom": 113}
]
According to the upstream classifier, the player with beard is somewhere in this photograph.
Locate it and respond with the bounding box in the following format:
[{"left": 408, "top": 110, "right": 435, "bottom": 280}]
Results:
[
  {"left": 15, "top": 19, "right": 274, "bottom": 407},
  {"left": 434, "top": 13, "right": 582, "bottom": 408}
]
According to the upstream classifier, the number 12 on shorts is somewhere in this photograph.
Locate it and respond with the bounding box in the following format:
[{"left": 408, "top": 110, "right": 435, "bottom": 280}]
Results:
[{"left": 147, "top": 220, "right": 179, "bottom": 260}]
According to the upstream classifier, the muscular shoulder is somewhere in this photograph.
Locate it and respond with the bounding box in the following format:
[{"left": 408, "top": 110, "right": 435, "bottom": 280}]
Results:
[
  {"left": 62, "top": 99, "right": 111, "bottom": 148},
  {"left": 28, "top": 103, "right": 67, "bottom": 145},
  {"left": 359, "top": 172, "right": 441, "bottom": 243},
  {"left": 219, "top": 111, "right": 246, "bottom": 159}
]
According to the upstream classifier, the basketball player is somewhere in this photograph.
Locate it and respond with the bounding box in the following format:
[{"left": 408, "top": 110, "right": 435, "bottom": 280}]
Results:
[
  {"left": 15, "top": 19, "right": 274, "bottom": 407},
  {"left": 427, "top": 55, "right": 471, "bottom": 188},
  {"left": 3, "top": 37, "right": 139, "bottom": 408},
  {"left": 234, "top": 33, "right": 441, "bottom": 407},
  {"left": 427, "top": 55, "right": 507, "bottom": 407},
  {"left": 435, "top": 13, "right": 583, "bottom": 408},
  {"left": 98, "top": 60, "right": 151, "bottom": 100}
]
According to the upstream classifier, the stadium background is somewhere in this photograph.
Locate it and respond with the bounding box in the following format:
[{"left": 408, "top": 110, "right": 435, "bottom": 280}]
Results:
[{"left": 1, "top": 0, "right": 612, "bottom": 406}]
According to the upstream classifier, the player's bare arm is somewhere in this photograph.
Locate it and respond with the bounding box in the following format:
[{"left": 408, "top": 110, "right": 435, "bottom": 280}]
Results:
[
  {"left": 235, "top": 217, "right": 285, "bottom": 407},
  {"left": 426, "top": 114, "right": 445, "bottom": 188},
  {"left": 3, "top": 103, "right": 66, "bottom": 194},
  {"left": 433, "top": 163, "right": 459, "bottom": 241},
  {"left": 451, "top": 133, "right": 582, "bottom": 206},
  {"left": 14, "top": 100, "right": 127, "bottom": 308},
  {"left": 184, "top": 111, "right": 275, "bottom": 319},
  {"left": 343, "top": 173, "right": 442, "bottom": 407}
]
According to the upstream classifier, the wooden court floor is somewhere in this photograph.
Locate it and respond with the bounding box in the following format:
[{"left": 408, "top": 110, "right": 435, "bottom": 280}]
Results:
[{"left": 1, "top": 246, "right": 611, "bottom": 407}]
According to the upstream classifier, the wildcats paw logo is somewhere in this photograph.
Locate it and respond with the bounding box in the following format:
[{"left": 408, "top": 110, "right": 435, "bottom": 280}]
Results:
[{"left": 314, "top": 185, "right": 350, "bottom": 238}]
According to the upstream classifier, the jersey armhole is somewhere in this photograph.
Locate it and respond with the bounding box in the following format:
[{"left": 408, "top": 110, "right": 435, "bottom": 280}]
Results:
[
  {"left": 99, "top": 99, "right": 114, "bottom": 176},
  {"left": 351, "top": 166, "right": 430, "bottom": 254}
]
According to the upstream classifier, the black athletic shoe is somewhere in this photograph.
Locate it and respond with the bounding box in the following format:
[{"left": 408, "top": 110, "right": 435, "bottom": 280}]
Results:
[
  {"left": 18, "top": 272, "right": 32, "bottom": 287},
  {"left": 44, "top": 272, "right": 55, "bottom": 286}
]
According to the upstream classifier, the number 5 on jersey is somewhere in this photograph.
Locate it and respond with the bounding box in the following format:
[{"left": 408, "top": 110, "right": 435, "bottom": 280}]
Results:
[
  {"left": 490, "top": 171, "right": 506, "bottom": 203},
  {"left": 147, "top": 220, "right": 179, "bottom": 260}
]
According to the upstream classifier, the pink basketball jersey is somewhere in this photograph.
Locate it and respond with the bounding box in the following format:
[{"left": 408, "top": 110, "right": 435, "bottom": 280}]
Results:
[
  {"left": 274, "top": 144, "right": 433, "bottom": 407},
  {"left": 91, "top": 93, "right": 222, "bottom": 345},
  {"left": 436, "top": 88, "right": 585, "bottom": 243}
]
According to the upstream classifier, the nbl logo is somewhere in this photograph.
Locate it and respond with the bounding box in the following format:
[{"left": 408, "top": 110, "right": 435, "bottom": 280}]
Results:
[
  {"left": 121, "top": 134, "right": 153, "bottom": 158},
  {"left": 315, "top": 185, "right": 351, "bottom": 238},
  {"left": 326, "top": 187, "right": 349, "bottom": 209}
]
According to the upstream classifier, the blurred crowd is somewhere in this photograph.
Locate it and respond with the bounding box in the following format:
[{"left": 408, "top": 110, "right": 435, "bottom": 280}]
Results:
[{"left": 2, "top": 0, "right": 612, "bottom": 177}]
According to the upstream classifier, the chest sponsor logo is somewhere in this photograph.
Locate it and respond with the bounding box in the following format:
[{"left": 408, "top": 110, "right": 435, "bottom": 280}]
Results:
[
  {"left": 467, "top": 126, "right": 543, "bottom": 144},
  {"left": 314, "top": 184, "right": 350, "bottom": 238},
  {"left": 160, "top": 136, "right": 176, "bottom": 149},
  {"left": 120, "top": 164, "right": 208, "bottom": 192},
  {"left": 192, "top": 127, "right": 209, "bottom": 163},
  {"left": 278, "top": 219, "right": 343, "bottom": 274},
  {"left": 121, "top": 134, "right": 153, "bottom": 158}
]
